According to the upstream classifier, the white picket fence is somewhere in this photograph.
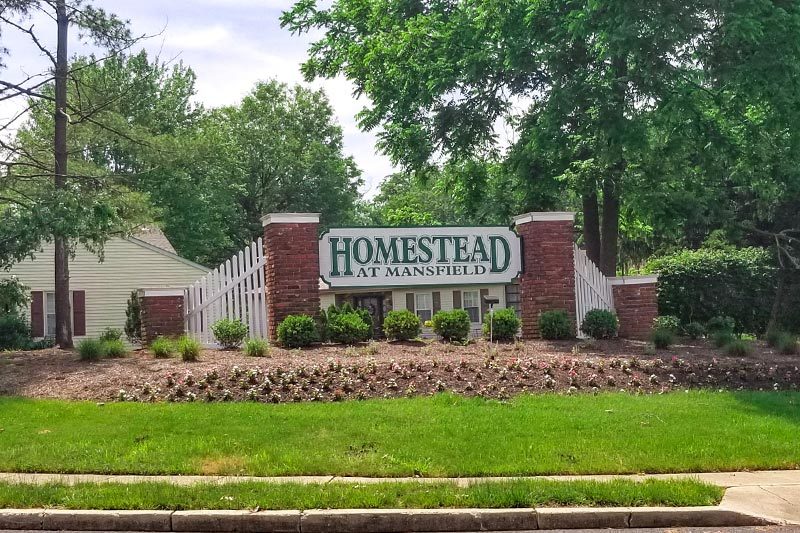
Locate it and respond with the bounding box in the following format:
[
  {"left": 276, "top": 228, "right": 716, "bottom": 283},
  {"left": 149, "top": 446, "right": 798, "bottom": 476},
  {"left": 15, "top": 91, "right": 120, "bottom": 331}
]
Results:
[
  {"left": 185, "top": 238, "right": 268, "bottom": 347},
  {"left": 573, "top": 244, "right": 614, "bottom": 337}
]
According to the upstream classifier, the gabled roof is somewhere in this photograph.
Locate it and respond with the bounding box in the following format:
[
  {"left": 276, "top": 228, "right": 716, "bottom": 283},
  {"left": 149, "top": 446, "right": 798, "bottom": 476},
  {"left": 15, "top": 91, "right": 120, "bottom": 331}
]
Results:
[{"left": 126, "top": 229, "right": 209, "bottom": 273}]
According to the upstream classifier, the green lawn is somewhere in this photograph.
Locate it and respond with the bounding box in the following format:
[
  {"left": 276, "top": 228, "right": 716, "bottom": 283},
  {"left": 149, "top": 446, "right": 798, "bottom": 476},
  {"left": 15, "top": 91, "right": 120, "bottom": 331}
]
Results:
[
  {"left": 0, "top": 479, "right": 722, "bottom": 509},
  {"left": 0, "top": 392, "right": 798, "bottom": 476}
]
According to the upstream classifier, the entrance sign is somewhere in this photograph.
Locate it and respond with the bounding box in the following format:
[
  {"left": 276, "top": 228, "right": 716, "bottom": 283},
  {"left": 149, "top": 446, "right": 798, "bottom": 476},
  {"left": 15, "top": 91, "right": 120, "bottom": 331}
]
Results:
[{"left": 319, "top": 227, "right": 522, "bottom": 288}]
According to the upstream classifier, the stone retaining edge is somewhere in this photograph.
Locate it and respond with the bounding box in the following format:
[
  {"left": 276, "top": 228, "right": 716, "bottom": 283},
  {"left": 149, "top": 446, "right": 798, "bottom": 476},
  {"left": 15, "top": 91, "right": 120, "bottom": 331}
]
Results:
[{"left": 0, "top": 506, "right": 777, "bottom": 532}]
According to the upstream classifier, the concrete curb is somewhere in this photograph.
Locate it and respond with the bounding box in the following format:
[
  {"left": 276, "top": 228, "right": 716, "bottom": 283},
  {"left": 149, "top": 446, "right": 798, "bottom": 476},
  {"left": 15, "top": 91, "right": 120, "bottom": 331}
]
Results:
[{"left": 0, "top": 506, "right": 776, "bottom": 531}]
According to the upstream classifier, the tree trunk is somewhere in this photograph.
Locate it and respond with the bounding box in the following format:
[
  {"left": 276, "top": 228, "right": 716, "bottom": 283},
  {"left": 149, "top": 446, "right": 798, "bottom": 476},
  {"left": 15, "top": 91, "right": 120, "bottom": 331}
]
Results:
[
  {"left": 599, "top": 178, "right": 620, "bottom": 277},
  {"left": 767, "top": 267, "right": 788, "bottom": 333},
  {"left": 54, "top": 0, "right": 72, "bottom": 348},
  {"left": 582, "top": 191, "right": 601, "bottom": 265}
]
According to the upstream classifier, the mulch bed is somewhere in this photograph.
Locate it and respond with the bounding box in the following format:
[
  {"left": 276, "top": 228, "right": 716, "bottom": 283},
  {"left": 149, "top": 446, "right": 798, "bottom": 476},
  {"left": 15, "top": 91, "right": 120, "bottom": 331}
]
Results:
[{"left": 1, "top": 338, "right": 798, "bottom": 403}]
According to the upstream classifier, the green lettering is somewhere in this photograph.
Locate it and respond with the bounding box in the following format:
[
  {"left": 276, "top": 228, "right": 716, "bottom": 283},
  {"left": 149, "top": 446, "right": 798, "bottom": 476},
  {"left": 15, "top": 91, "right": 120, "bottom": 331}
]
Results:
[
  {"left": 400, "top": 236, "right": 417, "bottom": 264},
  {"left": 489, "top": 236, "right": 511, "bottom": 273},
  {"left": 417, "top": 236, "right": 433, "bottom": 263},
  {"left": 454, "top": 236, "right": 470, "bottom": 263},
  {"left": 432, "top": 236, "right": 453, "bottom": 262},
  {"left": 375, "top": 237, "right": 400, "bottom": 264},
  {"left": 352, "top": 237, "right": 373, "bottom": 265},
  {"left": 329, "top": 237, "right": 352, "bottom": 276},
  {"left": 471, "top": 236, "right": 489, "bottom": 262}
]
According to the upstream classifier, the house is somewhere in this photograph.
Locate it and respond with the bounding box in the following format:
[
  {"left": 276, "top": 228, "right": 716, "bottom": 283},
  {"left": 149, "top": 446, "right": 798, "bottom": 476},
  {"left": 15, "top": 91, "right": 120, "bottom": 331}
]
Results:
[{"left": 1, "top": 228, "right": 208, "bottom": 340}]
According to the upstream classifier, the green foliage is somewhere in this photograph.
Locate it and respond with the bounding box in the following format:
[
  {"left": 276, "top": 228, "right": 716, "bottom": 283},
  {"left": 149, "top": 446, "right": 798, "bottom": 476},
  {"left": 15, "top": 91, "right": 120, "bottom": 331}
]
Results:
[
  {"left": 327, "top": 312, "right": 371, "bottom": 345},
  {"left": 483, "top": 308, "right": 521, "bottom": 341},
  {"left": 100, "top": 339, "right": 127, "bottom": 358},
  {"left": 645, "top": 248, "right": 775, "bottom": 334},
  {"left": 776, "top": 333, "right": 799, "bottom": 355},
  {"left": 724, "top": 339, "right": 754, "bottom": 357},
  {"left": 211, "top": 319, "right": 249, "bottom": 350},
  {"left": 0, "top": 314, "right": 31, "bottom": 350},
  {"left": 652, "top": 328, "right": 675, "bottom": 350},
  {"left": 538, "top": 310, "right": 573, "bottom": 340},
  {"left": 99, "top": 328, "right": 123, "bottom": 342},
  {"left": 124, "top": 292, "right": 142, "bottom": 345},
  {"left": 580, "top": 310, "right": 619, "bottom": 339},
  {"left": 244, "top": 338, "right": 270, "bottom": 358},
  {"left": 150, "top": 337, "right": 175, "bottom": 359},
  {"left": 382, "top": 310, "right": 421, "bottom": 341},
  {"left": 432, "top": 309, "right": 471, "bottom": 343},
  {"left": 653, "top": 316, "right": 680, "bottom": 334},
  {"left": 766, "top": 329, "right": 783, "bottom": 348},
  {"left": 277, "top": 315, "right": 317, "bottom": 348},
  {"left": 683, "top": 322, "right": 706, "bottom": 340},
  {"left": 712, "top": 331, "right": 736, "bottom": 348},
  {"left": 706, "top": 316, "right": 736, "bottom": 335},
  {"left": 0, "top": 277, "right": 29, "bottom": 315},
  {"left": 77, "top": 339, "right": 105, "bottom": 361},
  {"left": 177, "top": 336, "right": 201, "bottom": 362}
]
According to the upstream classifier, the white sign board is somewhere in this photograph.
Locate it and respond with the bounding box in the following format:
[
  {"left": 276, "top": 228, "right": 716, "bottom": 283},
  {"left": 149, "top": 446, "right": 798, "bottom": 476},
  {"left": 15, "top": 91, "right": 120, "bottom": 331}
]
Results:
[{"left": 319, "top": 227, "right": 522, "bottom": 288}]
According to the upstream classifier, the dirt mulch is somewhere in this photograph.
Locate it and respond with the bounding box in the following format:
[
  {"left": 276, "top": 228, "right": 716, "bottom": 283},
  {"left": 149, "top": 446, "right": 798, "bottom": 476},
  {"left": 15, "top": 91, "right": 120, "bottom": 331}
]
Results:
[{"left": 0, "top": 338, "right": 798, "bottom": 403}]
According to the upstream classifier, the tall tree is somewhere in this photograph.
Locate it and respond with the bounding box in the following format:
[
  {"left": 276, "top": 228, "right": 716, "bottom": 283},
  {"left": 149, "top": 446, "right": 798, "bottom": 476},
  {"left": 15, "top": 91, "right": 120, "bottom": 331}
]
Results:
[
  {"left": 1, "top": 1, "right": 143, "bottom": 347},
  {"left": 283, "top": 0, "right": 714, "bottom": 275}
]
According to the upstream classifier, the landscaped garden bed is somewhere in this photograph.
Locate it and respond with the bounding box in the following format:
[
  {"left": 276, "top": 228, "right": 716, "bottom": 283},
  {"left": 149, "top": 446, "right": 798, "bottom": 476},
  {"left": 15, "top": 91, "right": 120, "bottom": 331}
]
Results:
[
  {"left": 0, "top": 338, "right": 798, "bottom": 402},
  {"left": 0, "top": 479, "right": 723, "bottom": 510}
]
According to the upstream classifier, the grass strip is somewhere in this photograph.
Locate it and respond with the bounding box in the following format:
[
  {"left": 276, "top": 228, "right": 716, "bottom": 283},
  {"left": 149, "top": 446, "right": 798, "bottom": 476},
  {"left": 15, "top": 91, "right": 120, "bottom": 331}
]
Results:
[
  {"left": 0, "top": 391, "right": 798, "bottom": 476},
  {"left": 0, "top": 479, "right": 723, "bottom": 510}
]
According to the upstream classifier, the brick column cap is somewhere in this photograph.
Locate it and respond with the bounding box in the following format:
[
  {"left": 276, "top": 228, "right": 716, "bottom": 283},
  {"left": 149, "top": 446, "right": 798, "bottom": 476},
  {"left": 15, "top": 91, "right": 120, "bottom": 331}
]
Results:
[
  {"left": 512, "top": 211, "right": 576, "bottom": 225},
  {"left": 261, "top": 213, "right": 321, "bottom": 226},
  {"left": 137, "top": 288, "right": 185, "bottom": 297},
  {"left": 608, "top": 275, "right": 658, "bottom": 285}
]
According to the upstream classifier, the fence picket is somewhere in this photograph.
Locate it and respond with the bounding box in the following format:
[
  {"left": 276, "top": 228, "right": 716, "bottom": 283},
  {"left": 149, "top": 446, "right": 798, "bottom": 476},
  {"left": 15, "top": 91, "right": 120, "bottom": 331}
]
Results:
[{"left": 573, "top": 245, "right": 614, "bottom": 338}]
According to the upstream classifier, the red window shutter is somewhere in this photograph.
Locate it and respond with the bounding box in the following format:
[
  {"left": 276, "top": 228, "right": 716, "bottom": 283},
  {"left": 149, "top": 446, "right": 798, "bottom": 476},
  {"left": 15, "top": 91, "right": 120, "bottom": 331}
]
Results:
[
  {"left": 452, "top": 290, "right": 462, "bottom": 309},
  {"left": 73, "top": 290, "right": 86, "bottom": 336},
  {"left": 30, "top": 291, "right": 44, "bottom": 337}
]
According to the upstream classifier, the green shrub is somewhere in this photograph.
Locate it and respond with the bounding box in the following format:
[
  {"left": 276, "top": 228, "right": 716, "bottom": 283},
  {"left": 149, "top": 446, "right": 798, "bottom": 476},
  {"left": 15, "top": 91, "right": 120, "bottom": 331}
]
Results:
[
  {"left": 725, "top": 338, "right": 753, "bottom": 357},
  {"left": 580, "top": 309, "right": 618, "bottom": 339},
  {"left": 706, "top": 315, "right": 736, "bottom": 335},
  {"left": 653, "top": 315, "right": 680, "bottom": 333},
  {"left": 0, "top": 277, "right": 29, "bottom": 315},
  {"left": 100, "top": 339, "right": 127, "bottom": 358},
  {"left": 538, "top": 310, "right": 572, "bottom": 340},
  {"left": 712, "top": 330, "right": 736, "bottom": 348},
  {"left": 244, "top": 338, "right": 270, "bottom": 357},
  {"left": 327, "top": 312, "right": 371, "bottom": 344},
  {"left": 177, "top": 335, "right": 201, "bottom": 362},
  {"left": 683, "top": 321, "right": 706, "bottom": 340},
  {"left": 150, "top": 337, "right": 175, "bottom": 358},
  {"left": 0, "top": 313, "right": 31, "bottom": 350},
  {"left": 775, "top": 333, "right": 799, "bottom": 355},
  {"left": 211, "top": 318, "right": 249, "bottom": 349},
  {"left": 652, "top": 328, "right": 675, "bottom": 349},
  {"left": 277, "top": 314, "right": 317, "bottom": 348},
  {"left": 643, "top": 247, "right": 775, "bottom": 334},
  {"left": 99, "top": 327, "right": 123, "bottom": 342},
  {"left": 383, "top": 310, "right": 421, "bottom": 341},
  {"left": 124, "top": 291, "right": 142, "bottom": 345},
  {"left": 76, "top": 338, "right": 104, "bottom": 360},
  {"left": 484, "top": 308, "right": 522, "bottom": 341},
  {"left": 765, "top": 329, "right": 783, "bottom": 347},
  {"left": 432, "top": 309, "right": 471, "bottom": 342}
]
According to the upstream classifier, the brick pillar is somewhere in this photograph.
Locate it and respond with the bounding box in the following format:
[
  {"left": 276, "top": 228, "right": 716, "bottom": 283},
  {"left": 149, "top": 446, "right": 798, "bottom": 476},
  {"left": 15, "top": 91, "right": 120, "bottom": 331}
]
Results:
[
  {"left": 138, "top": 288, "right": 185, "bottom": 345},
  {"left": 262, "top": 213, "right": 321, "bottom": 341},
  {"left": 513, "top": 212, "right": 577, "bottom": 338},
  {"left": 610, "top": 276, "right": 659, "bottom": 339}
]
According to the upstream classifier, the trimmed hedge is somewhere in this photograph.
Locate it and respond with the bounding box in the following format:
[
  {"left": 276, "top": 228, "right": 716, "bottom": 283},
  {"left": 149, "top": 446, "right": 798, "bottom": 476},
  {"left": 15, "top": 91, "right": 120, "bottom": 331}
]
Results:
[
  {"left": 483, "top": 308, "right": 521, "bottom": 341},
  {"left": 644, "top": 247, "right": 776, "bottom": 334},
  {"left": 383, "top": 310, "right": 421, "bottom": 341},
  {"left": 277, "top": 314, "right": 318, "bottom": 348},
  {"left": 432, "top": 309, "right": 471, "bottom": 343}
]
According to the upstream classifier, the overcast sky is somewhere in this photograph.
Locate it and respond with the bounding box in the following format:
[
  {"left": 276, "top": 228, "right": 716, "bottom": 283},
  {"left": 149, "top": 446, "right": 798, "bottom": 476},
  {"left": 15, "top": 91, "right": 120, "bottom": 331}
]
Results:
[{"left": 0, "top": 0, "right": 396, "bottom": 197}]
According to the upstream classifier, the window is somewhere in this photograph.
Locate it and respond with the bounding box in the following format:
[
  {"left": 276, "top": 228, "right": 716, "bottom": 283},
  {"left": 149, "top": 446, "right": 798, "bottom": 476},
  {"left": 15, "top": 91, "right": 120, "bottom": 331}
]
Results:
[
  {"left": 44, "top": 292, "right": 72, "bottom": 337},
  {"left": 415, "top": 292, "right": 433, "bottom": 322},
  {"left": 462, "top": 290, "right": 481, "bottom": 323}
]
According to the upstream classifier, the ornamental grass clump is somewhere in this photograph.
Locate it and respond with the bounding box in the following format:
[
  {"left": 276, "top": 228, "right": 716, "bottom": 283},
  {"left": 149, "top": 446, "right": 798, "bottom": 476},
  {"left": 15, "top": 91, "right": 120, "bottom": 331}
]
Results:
[
  {"left": 432, "top": 309, "right": 471, "bottom": 343},
  {"left": 725, "top": 338, "right": 753, "bottom": 357},
  {"left": 712, "top": 330, "right": 736, "bottom": 348},
  {"left": 538, "top": 310, "right": 572, "bottom": 340},
  {"left": 177, "top": 335, "right": 201, "bottom": 362},
  {"left": 277, "top": 314, "right": 317, "bottom": 348},
  {"left": 150, "top": 337, "right": 176, "bottom": 358},
  {"left": 683, "top": 321, "right": 705, "bottom": 340},
  {"left": 383, "top": 310, "right": 421, "bottom": 341},
  {"left": 580, "top": 309, "right": 618, "bottom": 339},
  {"left": 484, "top": 308, "right": 521, "bottom": 341},
  {"left": 211, "top": 319, "right": 248, "bottom": 350},
  {"left": 776, "top": 333, "right": 799, "bottom": 355},
  {"left": 651, "top": 328, "right": 675, "bottom": 349},
  {"left": 101, "top": 339, "right": 127, "bottom": 358},
  {"left": 244, "top": 338, "right": 270, "bottom": 357},
  {"left": 706, "top": 315, "right": 736, "bottom": 335},
  {"left": 76, "top": 338, "right": 104, "bottom": 361}
]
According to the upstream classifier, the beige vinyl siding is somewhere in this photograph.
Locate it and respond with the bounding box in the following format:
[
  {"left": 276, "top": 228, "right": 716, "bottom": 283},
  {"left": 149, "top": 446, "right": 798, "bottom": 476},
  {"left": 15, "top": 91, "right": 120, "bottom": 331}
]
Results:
[
  {"left": 1, "top": 238, "right": 208, "bottom": 340},
  {"left": 392, "top": 285, "right": 506, "bottom": 323}
]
